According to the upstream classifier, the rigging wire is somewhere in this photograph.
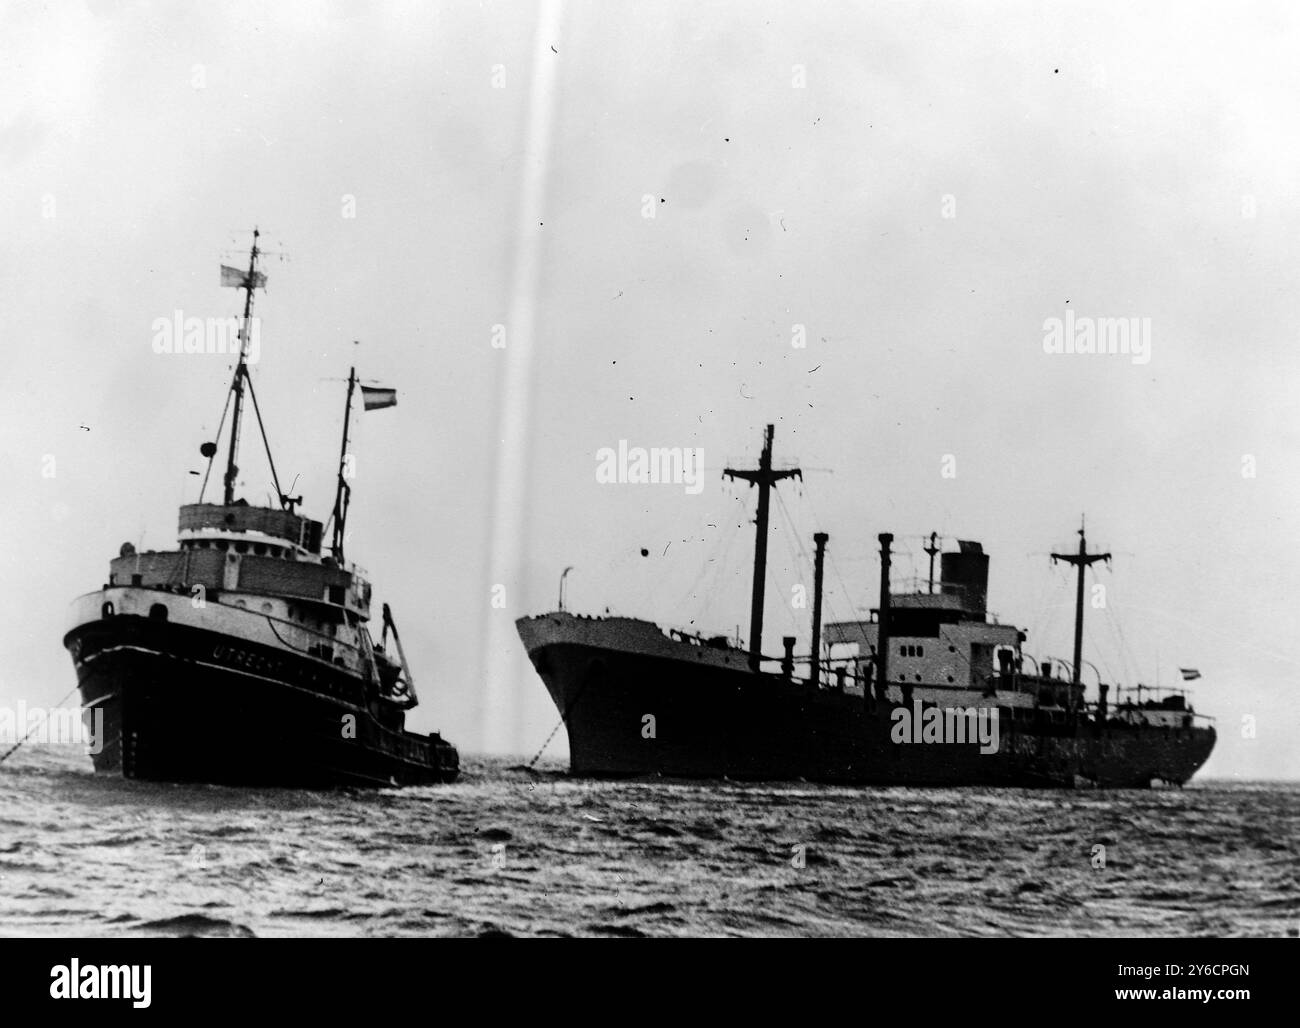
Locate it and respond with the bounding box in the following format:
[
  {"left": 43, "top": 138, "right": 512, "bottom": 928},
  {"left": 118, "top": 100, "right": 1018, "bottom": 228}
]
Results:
[
  {"left": 244, "top": 369, "right": 286, "bottom": 507},
  {"left": 0, "top": 683, "right": 86, "bottom": 766},
  {"left": 197, "top": 377, "right": 236, "bottom": 502},
  {"left": 772, "top": 487, "right": 851, "bottom": 632},
  {"left": 673, "top": 504, "right": 745, "bottom": 630},
  {"left": 1098, "top": 570, "right": 1141, "bottom": 686},
  {"left": 798, "top": 485, "right": 872, "bottom": 620}
]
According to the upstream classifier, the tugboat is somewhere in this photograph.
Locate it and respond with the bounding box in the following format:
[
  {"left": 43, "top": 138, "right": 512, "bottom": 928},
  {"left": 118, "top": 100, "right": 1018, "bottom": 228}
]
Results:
[
  {"left": 63, "top": 231, "right": 459, "bottom": 786},
  {"left": 516, "top": 424, "right": 1215, "bottom": 788}
]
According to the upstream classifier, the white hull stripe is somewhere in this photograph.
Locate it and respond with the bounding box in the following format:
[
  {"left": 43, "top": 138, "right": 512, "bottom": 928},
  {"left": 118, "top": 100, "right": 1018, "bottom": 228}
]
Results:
[{"left": 77, "top": 644, "right": 370, "bottom": 714}]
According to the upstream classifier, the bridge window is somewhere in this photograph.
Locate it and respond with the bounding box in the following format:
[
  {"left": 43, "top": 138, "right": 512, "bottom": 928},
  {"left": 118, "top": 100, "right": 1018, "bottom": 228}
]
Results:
[
  {"left": 235, "top": 541, "right": 248, "bottom": 554},
  {"left": 254, "top": 543, "right": 266, "bottom": 556},
  {"left": 149, "top": 603, "right": 168, "bottom": 621}
]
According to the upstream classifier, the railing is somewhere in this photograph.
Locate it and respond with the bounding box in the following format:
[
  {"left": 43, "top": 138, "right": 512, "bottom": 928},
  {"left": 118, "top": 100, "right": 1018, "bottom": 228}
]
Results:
[
  {"left": 109, "top": 548, "right": 363, "bottom": 613},
  {"left": 178, "top": 503, "right": 323, "bottom": 553},
  {"left": 108, "top": 581, "right": 375, "bottom": 673}
]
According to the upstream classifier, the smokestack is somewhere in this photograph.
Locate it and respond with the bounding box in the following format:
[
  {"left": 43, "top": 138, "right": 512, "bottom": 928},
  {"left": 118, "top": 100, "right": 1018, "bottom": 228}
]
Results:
[
  {"left": 875, "top": 533, "right": 893, "bottom": 707},
  {"left": 939, "top": 541, "right": 989, "bottom": 616},
  {"left": 1098, "top": 683, "right": 1109, "bottom": 723},
  {"left": 809, "top": 532, "right": 829, "bottom": 688}
]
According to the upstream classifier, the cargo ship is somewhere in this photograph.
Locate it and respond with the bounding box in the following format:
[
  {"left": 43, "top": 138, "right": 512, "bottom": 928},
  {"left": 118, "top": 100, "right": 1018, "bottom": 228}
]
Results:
[
  {"left": 63, "top": 231, "right": 459, "bottom": 786},
  {"left": 516, "top": 425, "right": 1215, "bottom": 787}
]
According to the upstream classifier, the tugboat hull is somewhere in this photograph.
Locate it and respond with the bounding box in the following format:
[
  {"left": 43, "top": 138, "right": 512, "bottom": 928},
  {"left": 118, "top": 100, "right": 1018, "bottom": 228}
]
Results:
[{"left": 66, "top": 596, "right": 458, "bottom": 788}]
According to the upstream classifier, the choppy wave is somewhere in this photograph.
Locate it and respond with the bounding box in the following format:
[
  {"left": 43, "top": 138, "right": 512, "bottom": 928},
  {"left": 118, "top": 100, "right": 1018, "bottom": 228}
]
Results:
[{"left": 0, "top": 746, "right": 1295, "bottom": 937}]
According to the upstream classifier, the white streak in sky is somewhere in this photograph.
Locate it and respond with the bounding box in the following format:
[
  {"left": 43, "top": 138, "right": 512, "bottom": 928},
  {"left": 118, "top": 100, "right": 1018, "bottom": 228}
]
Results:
[{"left": 480, "top": 0, "right": 565, "bottom": 754}]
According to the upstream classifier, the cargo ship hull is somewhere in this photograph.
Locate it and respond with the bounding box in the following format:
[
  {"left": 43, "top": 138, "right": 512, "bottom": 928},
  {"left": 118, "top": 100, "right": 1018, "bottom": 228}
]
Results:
[
  {"left": 519, "top": 617, "right": 1216, "bottom": 788},
  {"left": 66, "top": 593, "right": 458, "bottom": 787},
  {"left": 518, "top": 431, "right": 1216, "bottom": 789}
]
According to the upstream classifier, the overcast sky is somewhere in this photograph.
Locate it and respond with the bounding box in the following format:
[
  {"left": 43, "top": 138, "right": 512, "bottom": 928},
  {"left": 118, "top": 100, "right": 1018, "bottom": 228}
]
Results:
[{"left": 3, "top": 0, "right": 1298, "bottom": 778}]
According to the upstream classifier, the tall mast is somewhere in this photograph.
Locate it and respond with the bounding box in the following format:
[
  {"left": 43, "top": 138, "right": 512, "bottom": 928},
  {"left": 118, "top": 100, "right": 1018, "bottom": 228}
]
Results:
[
  {"left": 724, "top": 424, "right": 801, "bottom": 671},
  {"left": 1051, "top": 518, "right": 1110, "bottom": 687},
  {"left": 331, "top": 366, "right": 358, "bottom": 562},
  {"left": 222, "top": 229, "right": 261, "bottom": 505}
]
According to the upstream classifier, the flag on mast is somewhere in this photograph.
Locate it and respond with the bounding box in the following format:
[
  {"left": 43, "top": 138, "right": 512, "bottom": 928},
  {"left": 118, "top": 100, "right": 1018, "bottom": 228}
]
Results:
[
  {"left": 361, "top": 385, "right": 397, "bottom": 411},
  {"left": 221, "top": 265, "right": 267, "bottom": 290},
  {"left": 1179, "top": 668, "right": 1201, "bottom": 681}
]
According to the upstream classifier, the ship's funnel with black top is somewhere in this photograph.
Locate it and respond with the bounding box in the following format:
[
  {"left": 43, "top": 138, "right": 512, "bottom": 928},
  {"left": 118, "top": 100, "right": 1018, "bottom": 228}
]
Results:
[{"left": 940, "top": 540, "right": 989, "bottom": 616}]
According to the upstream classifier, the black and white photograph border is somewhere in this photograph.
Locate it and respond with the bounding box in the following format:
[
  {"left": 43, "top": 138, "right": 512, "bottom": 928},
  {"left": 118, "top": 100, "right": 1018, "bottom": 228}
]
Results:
[{"left": 0, "top": 0, "right": 1296, "bottom": 948}]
